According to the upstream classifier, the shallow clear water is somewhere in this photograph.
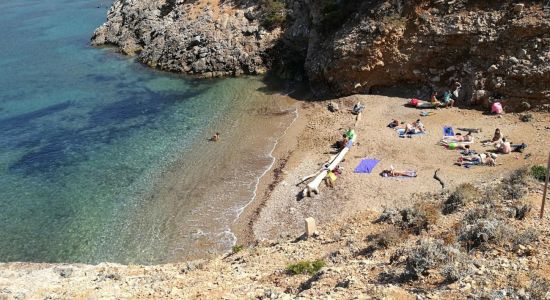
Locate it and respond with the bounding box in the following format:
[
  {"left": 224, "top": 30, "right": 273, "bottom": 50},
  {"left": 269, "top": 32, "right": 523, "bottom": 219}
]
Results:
[{"left": 0, "top": 0, "right": 295, "bottom": 264}]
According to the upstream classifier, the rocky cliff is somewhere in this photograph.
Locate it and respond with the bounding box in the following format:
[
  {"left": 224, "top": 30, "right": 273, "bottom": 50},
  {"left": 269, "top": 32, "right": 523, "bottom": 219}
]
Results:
[
  {"left": 92, "top": 0, "right": 550, "bottom": 107},
  {"left": 92, "top": 0, "right": 282, "bottom": 77}
]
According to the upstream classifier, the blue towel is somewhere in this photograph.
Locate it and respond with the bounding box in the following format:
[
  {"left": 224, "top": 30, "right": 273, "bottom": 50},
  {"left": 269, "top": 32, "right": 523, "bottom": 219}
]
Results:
[
  {"left": 354, "top": 159, "right": 380, "bottom": 173},
  {"left": 443, "top": 126, "right": 455, "bottom": 137}
]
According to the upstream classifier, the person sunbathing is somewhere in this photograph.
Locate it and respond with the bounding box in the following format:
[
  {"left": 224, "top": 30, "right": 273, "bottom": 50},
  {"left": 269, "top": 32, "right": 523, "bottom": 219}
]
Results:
[
  {"left": 443, "top": 132, "right": 474, "bottom": 143},
  {"left": 441, "top": 141, "right": 470, "bottom": 150},
  {"left": 455, "top": 153, "right": 497, "bottom": 167},
  {"left": 381, "top": 166, "right": 417, "bottom": 177}
]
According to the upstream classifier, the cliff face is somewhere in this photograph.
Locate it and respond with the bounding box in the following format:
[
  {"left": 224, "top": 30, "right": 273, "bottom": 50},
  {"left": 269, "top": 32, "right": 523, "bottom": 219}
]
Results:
[
  {"left": 92, "top": 0, "right": 550, "bottom": 107},
  {"left": 301, "top": 0, "right": 550, "bottom": 107}
]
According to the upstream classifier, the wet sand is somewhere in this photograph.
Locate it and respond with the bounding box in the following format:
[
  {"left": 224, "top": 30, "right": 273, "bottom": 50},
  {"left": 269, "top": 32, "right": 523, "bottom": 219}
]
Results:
[{"left": 234, "top": 94, "right": 550, "bottom": 243}]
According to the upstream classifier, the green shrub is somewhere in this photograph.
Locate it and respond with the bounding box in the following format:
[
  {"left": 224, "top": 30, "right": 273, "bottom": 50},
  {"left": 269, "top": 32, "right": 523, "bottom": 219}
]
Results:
[
  {"left": 232, "top": 244, "right": 244, "bottom": 253},
  {"left": 531, "top": 165, "right": 547, "bottom": 182},
  {"left": 261, "top": 0, "right": 286, "bottom": 30},
  {"left": 286, "top": 259, "right": 326, "bottom": 275}
]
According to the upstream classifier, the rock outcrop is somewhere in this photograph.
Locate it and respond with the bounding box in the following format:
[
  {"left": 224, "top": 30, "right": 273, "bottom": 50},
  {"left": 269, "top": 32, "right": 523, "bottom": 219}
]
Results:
[
  {"left": 92, "top": 0, "right": 550, "bottom": 107},
  {"left": 92, "top": 0, "right": 281, "bottom": 77}
]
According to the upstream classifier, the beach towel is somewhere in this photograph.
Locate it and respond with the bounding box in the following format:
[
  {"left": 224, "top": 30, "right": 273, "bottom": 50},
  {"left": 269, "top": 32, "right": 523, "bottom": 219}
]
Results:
[
  {"left": 354, "top": 159, "right": 380, "bottom": 174},
  {"left": 397, "top": 128, "right": 426, "bottom": 137},
  {"left": 443, "top": 126, "right": 455, "bottom": 137}
]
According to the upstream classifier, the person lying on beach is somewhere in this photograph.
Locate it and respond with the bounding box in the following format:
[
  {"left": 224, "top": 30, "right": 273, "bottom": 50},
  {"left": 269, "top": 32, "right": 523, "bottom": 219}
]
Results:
[
  {"left": 440, "top": 141, "right": 470, "bottom": 151},
  {"left": 210, "top": 132, "right": 220, "bottom": 141},
  {"left": 455, "top": 153, "right": 497, "bottom": 167},
  {"left": 442, "top": 132, "right": 474, "bottom": 143},
  {"left": 380, "top": 166, "right": 417, "bottom": 177}
]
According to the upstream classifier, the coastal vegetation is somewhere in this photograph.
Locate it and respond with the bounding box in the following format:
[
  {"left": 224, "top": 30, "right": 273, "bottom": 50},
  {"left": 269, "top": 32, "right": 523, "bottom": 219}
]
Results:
[
  {"left": 531, "top": 165, "right": 548, "bottom": 182},
  {"left": 286, "top": 259, "right": 326, "bottom": 275},
  {"left": 261, "top": 0, "right": 286, "bottom": 30}
]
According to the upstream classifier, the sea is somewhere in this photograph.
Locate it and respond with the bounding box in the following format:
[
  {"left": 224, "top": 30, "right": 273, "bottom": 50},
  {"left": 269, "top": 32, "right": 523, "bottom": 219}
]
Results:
[{"left": 0, "top": 0, "right": 296, "bottom": 264}]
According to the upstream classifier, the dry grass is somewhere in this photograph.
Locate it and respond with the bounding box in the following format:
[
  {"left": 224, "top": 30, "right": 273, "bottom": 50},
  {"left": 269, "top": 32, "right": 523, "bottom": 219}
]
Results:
[{"left": 442, "top": 183, "right": 481, "bottom": 214}]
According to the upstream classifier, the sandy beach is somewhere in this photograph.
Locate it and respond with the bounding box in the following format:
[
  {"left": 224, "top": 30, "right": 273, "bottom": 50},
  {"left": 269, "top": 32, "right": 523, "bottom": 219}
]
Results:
[{"left": 234, "top": 95, "right": 550, "bottom": 244}]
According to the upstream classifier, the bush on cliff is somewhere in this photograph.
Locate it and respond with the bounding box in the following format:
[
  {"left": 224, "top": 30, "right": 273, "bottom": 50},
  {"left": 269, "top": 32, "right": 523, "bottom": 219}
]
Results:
[
  {"left": 531, "top": 165, "right": 547, "bottom": 182},
  {"left": 261, "top": 0, "right": 286, "bottom": 30},
  {"left": 286, "top": 259, "right": 325, "bottom": 275}
]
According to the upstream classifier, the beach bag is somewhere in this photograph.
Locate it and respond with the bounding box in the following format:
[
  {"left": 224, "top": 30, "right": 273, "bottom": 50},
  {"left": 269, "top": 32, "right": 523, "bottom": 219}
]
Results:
[
  {"left": 491, "top": 102, "right": 503, "bottom": 114},
  {"left": 410, "top": 98, "right": 420, "bottom": 106}
]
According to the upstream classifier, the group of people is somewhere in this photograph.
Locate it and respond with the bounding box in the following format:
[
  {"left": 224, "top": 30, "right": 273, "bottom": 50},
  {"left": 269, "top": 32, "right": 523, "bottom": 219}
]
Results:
[
  {"left": 484, "top": 128, "right": 527, "bottom": 154},
  {"left": 452, "top": 128, "right": 527, "bottom": 167}
]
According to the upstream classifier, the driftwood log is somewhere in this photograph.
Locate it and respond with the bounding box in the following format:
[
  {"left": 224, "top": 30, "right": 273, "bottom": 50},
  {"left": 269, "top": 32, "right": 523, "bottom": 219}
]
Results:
[
  {"left": 302, "top": 135, "right": 356, "bottom": 197},
  {"left": 434, "top": 168, "right": 445, "bottom": 189}
]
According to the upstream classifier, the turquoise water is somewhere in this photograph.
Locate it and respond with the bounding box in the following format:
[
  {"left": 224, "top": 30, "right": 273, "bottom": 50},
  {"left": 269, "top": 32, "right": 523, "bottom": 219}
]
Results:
[{"left": 0, "top": 0, "right": 295, "bottom": 264}]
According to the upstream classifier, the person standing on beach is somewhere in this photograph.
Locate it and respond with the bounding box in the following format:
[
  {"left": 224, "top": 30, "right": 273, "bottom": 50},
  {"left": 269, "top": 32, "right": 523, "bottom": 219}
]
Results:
[
  {"left": 452, "top": 81, "right": 461, "bottom": 101},
  {"left": 210, "top": 132, "right": 220, "bottom": 142}
]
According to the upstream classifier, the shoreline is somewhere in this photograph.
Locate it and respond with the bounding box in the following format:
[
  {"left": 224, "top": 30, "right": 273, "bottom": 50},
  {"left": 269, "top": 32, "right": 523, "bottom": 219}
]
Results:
[{"left": 232, "top": 102, "right": 308, "bottom": 246}]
